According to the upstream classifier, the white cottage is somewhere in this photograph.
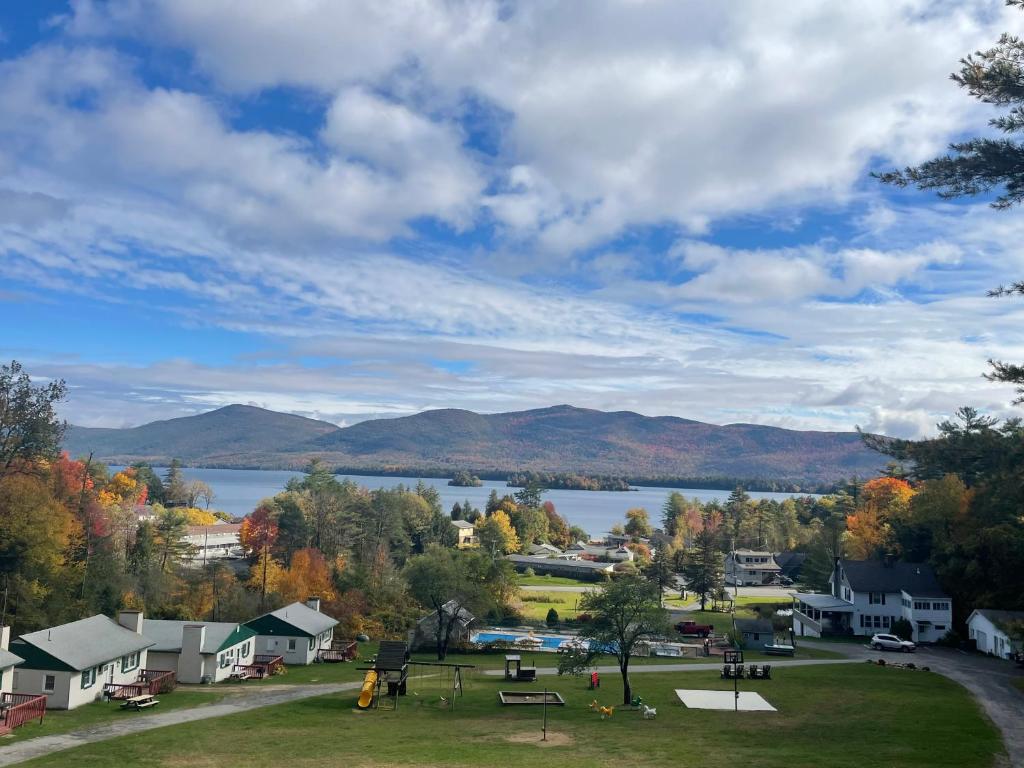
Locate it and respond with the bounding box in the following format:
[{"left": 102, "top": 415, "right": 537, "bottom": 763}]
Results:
[
  {"left": 0, "top": 626, "right": 24, "bottom": 696},
  {"left": 9, "top": 612, "right": 154, "bottom": 710},
  {"left": 245, "top": 599, "right": 338, "bottom": 665},
  {"left": 725, "top": 549, "right": 781, "bottom": 586},
  {"left": 792, "top": 559, "right": 952, "bottom": 643},
  {"left": 966, "top": 609, "right": 1024, "bottom": 659},
  {"left": 144, "top": 620, "right": 257, "bottom": 683}
]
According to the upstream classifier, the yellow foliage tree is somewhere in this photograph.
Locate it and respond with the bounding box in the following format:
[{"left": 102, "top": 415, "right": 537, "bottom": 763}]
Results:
[
  {"left": 477, "top": 510, "right": 520, "bottom": 554},
  {"left": 272, "top": 548, "right": 338, "bottom": 604},
  {"left": 179, "top": 507, "right": 218, "bottom": 526}
]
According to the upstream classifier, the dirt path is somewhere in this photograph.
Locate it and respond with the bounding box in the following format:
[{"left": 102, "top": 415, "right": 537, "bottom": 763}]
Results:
[{"left": 0, "top": 681, "right": 363, "bottom": 767}]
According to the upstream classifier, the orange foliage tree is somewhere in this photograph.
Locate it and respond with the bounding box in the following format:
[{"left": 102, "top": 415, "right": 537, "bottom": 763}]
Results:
[{"left": 845, "top": 477, "right": 916, "bottom": 559}]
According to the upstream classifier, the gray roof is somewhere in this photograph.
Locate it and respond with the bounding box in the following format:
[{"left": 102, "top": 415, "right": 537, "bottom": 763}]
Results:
[
  {"left": 735, "top": 618, "right": 774, "bottom": 635},
  {"left": 839, "top": 560, "right": 948, "bottom": 598},
  {"left": 792, "top": 592, "right": 855, "bottom": 612},
  {"left": 970, "top": 609, "right": 1024, "bottom": 631},
  {"left": 451, "top": 520, "right": 474, "bottom": 529},
  {"left": 18, "top": 615, "right": 154, "bottom": 671},
  {"left": 0, "top": 648, "right": 24, "bottom": 669},
  {"left": 264, "top": 602, "right": 338, "bottom": 636},
  {"left": 506, "top": 554, "right": 614, "bottom": 571},
  {"left": 144, "top": 620, "right": 255, "bottom": 654}
]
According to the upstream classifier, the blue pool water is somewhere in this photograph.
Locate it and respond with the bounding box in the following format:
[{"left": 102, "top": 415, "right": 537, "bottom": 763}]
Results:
[{"left": 471, "top": 631, "right": 572, "bottom": 650}]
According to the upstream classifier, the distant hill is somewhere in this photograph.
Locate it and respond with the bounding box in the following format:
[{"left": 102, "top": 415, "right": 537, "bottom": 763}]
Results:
[
  {"left": 62, "top": 403, "right": 885, "bottom": 485},
  {"left": 63, "top": 405, "right": 338, "bottom": 466}
]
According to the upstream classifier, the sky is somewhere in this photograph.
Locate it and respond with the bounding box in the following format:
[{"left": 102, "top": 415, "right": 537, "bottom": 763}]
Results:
[{"left": 2, "top": 0, "right": 1024, "bottom": 438}]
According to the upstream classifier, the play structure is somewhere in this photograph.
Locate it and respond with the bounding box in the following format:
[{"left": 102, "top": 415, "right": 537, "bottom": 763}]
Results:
[
  {"left": 504, "top": 654, "right": 537, "bottom": 682},
  {"left": 356, "top": 641, "right": 475, "bottom": 711},
  {"left": 498, "top": 690, "right": 565, "bottom": 706}
]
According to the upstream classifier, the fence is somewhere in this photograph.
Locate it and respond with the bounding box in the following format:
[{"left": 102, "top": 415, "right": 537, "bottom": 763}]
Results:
[{"left": 0, "top": 693, "right": 47, "bottom": 733}]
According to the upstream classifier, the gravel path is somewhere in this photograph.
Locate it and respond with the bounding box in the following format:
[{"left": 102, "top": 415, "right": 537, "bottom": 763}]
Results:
[{"left": 0, "top": 681, "right": 363, "bottom": 767}]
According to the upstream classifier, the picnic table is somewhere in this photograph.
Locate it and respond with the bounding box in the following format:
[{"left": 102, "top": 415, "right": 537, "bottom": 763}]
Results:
[{"left": 120, "top": 694, "right": 159, "bottom": 711}]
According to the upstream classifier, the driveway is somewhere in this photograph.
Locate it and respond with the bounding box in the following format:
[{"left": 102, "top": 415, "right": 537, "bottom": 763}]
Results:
[{"left": 801, "top": 640, "right": 1024, "bottom": 767}]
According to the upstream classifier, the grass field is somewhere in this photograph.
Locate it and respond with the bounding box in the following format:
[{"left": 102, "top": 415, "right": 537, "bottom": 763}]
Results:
[
  {"left": 16, "top": 664, "right": 1002, "bottom": 768},
  {"left": 517, "top": 591, "right": 583, "bottom": 621},
  {"left": 1012, "top": 677, "right": 1024, "bottom": 694},
  {"left": 2, "top": 690, "right": 224, "bottom": 744}
]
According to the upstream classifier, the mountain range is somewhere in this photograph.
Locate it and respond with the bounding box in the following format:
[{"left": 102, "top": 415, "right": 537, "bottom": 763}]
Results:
[{"left": 62, "top": 404, "right": 886, "bottom": 486}]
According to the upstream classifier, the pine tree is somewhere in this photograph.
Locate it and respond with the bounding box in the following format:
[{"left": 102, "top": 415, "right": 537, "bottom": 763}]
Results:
[
  {"left": 877, "top": 0, "right": 1024, "bottom": 400},
  {"left": 681, "top": 510, "right": 723, "bottom": 611},
  {"left": 163, "top": 459, "right": 188, "bottom": 508}
]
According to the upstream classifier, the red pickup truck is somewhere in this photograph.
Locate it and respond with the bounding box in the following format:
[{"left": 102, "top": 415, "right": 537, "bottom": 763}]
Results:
[{"left": 675, "top": 620, "right": 714, "bottom": 637}]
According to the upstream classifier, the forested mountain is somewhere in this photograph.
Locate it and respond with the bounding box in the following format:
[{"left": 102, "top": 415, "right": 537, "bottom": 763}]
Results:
[{"left": 64, "top": 403, "right": 885, "bottom": 484}]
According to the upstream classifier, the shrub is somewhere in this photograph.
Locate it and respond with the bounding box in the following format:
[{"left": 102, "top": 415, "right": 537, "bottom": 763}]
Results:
[
  {"left": 891, "top": 617, "right": 914, "bottom": 641},
  {"left": 524, "top": 567, "right": 535, "bottom": 578},
  {"left": 546, "top": 608, "right": 559, "bottom": 626}
]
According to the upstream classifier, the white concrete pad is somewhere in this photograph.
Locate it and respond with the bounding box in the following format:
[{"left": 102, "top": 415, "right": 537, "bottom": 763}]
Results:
[{"left": 674, "top": 689, "right": 777, "bottom": 711}]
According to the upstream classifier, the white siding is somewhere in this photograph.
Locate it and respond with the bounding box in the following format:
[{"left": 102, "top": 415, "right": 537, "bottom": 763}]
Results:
[
  {"left": 12, "top": 649, "right": 149, "bottom": 710},
  {"left": 253, "top": 629, "right": 332, "bottom": 665}
]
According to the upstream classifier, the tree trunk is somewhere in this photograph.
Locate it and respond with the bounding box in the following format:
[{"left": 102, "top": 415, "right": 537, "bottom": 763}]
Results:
[{"left": 620, "top": 658, "right": 631, "bottom": 706}]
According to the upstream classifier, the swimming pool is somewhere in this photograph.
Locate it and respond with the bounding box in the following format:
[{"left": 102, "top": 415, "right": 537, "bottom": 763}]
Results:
[{"left": 470, "top": 631, "right": 582, "bottom": 650}]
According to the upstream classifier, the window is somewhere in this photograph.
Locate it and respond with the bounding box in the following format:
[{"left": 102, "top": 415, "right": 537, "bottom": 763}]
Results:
[
  {"left": 309, "top": 638, "right": 315, "bottom": 651},
  {"left": 914, "top": 601, "right": 928, "bottom": 610},
  {"left": 219, "top": 653, "right": 231, "bottom": 669},
  {"left": 43, "top": 674, "right": 56, "bottom": 693},
  {"left": 859, "top": 615, "right": 865, "bottom": 628},
  {"left": 935, "top": 625, "right": 946, "bottom": 631},
  {"left": 933, "top": 602, "right": 949, "bottom": 611},
  {"left": 121, "top": 652, "right": 140, "bottom": 673},
  {"left": 287, "top": 639, "right": 297, "bottom": 652},
  {"left": 882, "top": 616, "right": 890, "bottom": 627},
  {"left": 81, "top": 667, "right": 97, "bottom": 689},
  {"left": 241, "top": 642, "right": 250, "bottom": 657}
]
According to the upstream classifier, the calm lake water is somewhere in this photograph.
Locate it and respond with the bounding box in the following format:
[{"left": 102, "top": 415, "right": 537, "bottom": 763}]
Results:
[{"left": 115, "top": 466, "right": 811, "bottom": 537}]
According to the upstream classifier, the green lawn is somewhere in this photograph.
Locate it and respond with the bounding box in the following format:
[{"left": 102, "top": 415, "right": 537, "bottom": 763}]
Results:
[
  {"left": 517, "top": 574, "right": 599, "bottom": 587},
  {"left": 518, "top": 591, "right": 584, "bottom": 622},
  {"left": 734, "top": 595, "right": 790, "bottom": 607},
  {"left": 17, "top": 665, "right": 1002, "bottom": 768},
  {"left": 1012, "top": 677, "right": 1024, "bottom": 694},
  {"left": 1, "top": 690, "right": 224, "bottom": 744}
]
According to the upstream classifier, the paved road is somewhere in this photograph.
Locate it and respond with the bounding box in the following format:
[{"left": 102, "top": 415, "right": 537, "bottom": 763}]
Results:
[
  {"left": 0, "top": 681, "right": 363, "bottom": 767},
  {"left": 800, "top": 640, "right": 1024, "bottom": 768}
]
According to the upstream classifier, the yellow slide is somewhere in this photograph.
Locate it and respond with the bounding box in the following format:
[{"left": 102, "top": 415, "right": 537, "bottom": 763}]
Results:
[{"left": 357, "top": 670, "right": 378, "bottom": 709}]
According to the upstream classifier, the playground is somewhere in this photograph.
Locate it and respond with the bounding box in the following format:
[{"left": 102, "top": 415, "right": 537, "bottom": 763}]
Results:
[{"left": 12, "top": 657, "right": 1004, "bottom": 768}]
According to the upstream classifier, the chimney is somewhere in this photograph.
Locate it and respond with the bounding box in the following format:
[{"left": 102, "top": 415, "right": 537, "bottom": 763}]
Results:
[
  {"left": 182, "top": 624, "right": 206, "bottom": 656},
  {"left": 305, "top": 597, "right": 321, "bottom": 613},
  {"left": 0, "top": 626, "right": 9, "bottom": 652},
  {"left": 118, "top": 610, "right": 144, "bottom": 635}
]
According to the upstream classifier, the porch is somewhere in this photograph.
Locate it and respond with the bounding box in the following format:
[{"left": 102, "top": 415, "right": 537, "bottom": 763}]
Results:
[
  {"left": 792, "top": 593, "right": 854, "bottom": 637},
  {"left": 233, "top": 654, "right": 285, "bottom": 680},
  {"left": 0, "top": 693, "right": 47, "bottom": 735},
  {"left": 318, "top": 641, "right": 357, "bottom": 663},
  {"left": 103, "top": 669, "right": 177, "bottom": 700}
]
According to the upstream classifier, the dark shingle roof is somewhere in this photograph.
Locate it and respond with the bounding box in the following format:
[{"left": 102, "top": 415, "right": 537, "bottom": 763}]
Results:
[
  {"left": 840, "top": 560, "right": 948, "bottom": 598},
  {"left": 735, "top": 619, "right": 774, "bottom": 635},
  {"left": 971, "top": 609, "right": 1024, "bottom": 631}
]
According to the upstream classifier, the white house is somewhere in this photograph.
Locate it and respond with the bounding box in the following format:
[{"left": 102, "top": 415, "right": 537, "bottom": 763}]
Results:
[
  {"left": 1, "top": 627, "right": 24, "bottom": 696},
  {"left": 527, "top": 543, "right": 562, "bottom": 557},
  {"left": 792, "top": 559, "right": 953, "bottom": 643},
  {"left": 9, "top": 612, "right": 155, "bottom": 710},
  {"left": 144, "top": 620, "right": 257, "bottom": 684},
  {"left": 725, "top": 549, "right": 781, "bottom": 586},
  {"left": 245, "top": 599, "right": 338, "bottom": 665},
  {"left": 184, "top": 523, "right": 243, "bottom": 566},
  {"left": 966, "top": 609, "right": 1024, "bottom": 659}
]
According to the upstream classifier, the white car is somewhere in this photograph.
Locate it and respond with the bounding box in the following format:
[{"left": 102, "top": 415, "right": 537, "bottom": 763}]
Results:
[{"left": 870, "top": 633, "right": 916, "bottom": 652}]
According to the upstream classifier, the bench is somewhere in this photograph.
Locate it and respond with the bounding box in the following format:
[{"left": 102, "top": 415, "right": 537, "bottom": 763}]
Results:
[{"left": 120, "top": 694, "right": 159, "bottom": 711}]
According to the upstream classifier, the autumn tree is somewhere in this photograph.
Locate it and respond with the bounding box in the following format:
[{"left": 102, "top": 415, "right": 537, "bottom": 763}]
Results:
[
  {"left": 845, "top": 477, "right": 915, "bottom": 560},
  {"left": 0, "top": 360, "right": 67, "bottom": 480},
  {"left": 578, "top": 573, "right": 668, "bottom": 705},
  {"left": 624, "top": 507, "right": 653, "bottom": 539},
  {"left": 476, "top": 510, "right": 520, "bottom": 555},
  {"left": 241, "top": 505, "right": 279, "bottom": 609}
]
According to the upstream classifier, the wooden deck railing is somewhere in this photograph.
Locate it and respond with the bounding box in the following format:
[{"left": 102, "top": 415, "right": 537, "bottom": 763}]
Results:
[
  {"left": 317, "top": 641, "right": 357, "bottom": 663},
  {"left": 103, "top": 682, "right": 145, "bottom": 700},
  {"left": 138, "top": 669, "right": 176, "bottom": 694},
  {"left": 253, "top": 654, "right": 284, "bottom": 675},
  {"left": 0, "top": 693, "right": 47, "bottom": 733}
]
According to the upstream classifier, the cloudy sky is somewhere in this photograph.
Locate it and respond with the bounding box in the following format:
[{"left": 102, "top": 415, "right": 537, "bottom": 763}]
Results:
[{"left": 2, "top": 0, "right": 1023, "bottom": 437}]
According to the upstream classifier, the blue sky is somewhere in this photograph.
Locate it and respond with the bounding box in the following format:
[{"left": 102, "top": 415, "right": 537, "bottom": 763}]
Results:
[{"left": 1, "top": 0, "right": 1023, "bottom": 436}]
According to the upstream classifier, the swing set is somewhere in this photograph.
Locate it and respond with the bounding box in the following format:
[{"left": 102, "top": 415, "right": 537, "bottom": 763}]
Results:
[{"left": 357, "top": 641, "right": 475, "bottom": 712}]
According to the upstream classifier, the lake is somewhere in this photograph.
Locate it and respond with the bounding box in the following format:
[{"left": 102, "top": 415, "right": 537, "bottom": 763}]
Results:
[{"left": 114, "top": 466, "right": 813, "bottom": 537}]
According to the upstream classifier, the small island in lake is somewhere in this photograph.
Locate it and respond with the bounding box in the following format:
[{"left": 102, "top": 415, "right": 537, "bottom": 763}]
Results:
[
  {"left": 506, "top": 471, "right": 633, "bottom": 492},
  {"left": 448, "top": 470, "right": 483, "bottom": 487}
]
